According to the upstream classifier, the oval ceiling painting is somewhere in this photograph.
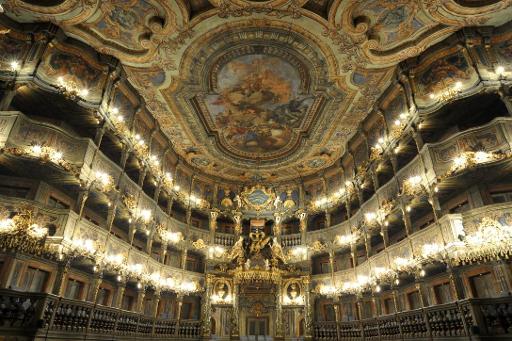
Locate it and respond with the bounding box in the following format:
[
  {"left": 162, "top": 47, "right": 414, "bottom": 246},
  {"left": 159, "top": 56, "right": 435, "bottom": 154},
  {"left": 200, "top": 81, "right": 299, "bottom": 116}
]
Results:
[{"left": 205, "top": 53, "right": 314, "bottom": 157}]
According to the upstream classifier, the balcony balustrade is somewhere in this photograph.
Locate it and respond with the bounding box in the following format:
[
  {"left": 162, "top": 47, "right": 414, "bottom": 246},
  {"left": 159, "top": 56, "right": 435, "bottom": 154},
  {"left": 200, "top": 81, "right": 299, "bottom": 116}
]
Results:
[
  {"left": 0, "top": 289, "right": 201, "bottom": 340},
  {"left": 313, "top": 296, "right": 512, "bottom": 340}
]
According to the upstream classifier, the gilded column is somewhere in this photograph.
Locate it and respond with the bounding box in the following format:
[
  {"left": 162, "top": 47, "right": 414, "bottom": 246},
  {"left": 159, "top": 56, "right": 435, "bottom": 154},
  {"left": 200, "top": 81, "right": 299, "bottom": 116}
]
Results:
[
  {"left": 153, "top": 289, "right": 162, "bottom": 318},
  {"left": 209, "top": 209, "right": 219, "bottom": 244},
  {"left": 181, "top": 248, "right": 188, "bottom": 270},
  {"left": 447, "top": 264, "right": 465, "bottom": 300},
  {"left": 324, "top": 210, "right": 331, "bottom": 228},
  {"left": 399, "top": 199, "right": 413, "bottom": 236},
  {"left": 231, "top": 280, "right": 240, "bottom": 339},
  {"left": 201, "top": 275, "right": 214, "bottom": 337},
  {"left": 136, "top": 286, "right": 146, "bottom": 313},
  {"left": 303, "top": 277, "right": 313, "bottom": 341},
  {"left": 114, "top": 279, "right": 126, "bottom": 308},
  {"left": 52, "top": 260, "right": 71, "bottom": 296},
  {"left": 175, "top": 294, "right": 184, "bottom": 336},
  {"left": 275, "top": 279, "right": 284, "bottom": 340},
  {"left": 274, "top": 212, "right": 283, "bottom": 242},
  {"left": 298, "top": 211, "right": 307, "bottom": 245},
  {"left": 87, "top": 271, "right": 103, "bottom": 303},
  {"left": 233, "top": 211, "right": 242, "bottom": 237}
]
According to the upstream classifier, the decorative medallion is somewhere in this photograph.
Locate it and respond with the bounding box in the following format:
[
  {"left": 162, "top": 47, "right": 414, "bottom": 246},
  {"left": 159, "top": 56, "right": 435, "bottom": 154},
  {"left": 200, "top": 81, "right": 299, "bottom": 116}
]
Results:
[{"left": 240, "top": 185, "right": 276, "bottom": 211}]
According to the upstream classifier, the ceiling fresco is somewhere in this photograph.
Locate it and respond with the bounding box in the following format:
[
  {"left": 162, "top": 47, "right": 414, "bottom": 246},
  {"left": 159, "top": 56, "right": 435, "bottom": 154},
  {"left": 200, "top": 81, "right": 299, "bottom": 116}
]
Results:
[{"left": 4, "top": 0, "right": 512, "bottom": 183}]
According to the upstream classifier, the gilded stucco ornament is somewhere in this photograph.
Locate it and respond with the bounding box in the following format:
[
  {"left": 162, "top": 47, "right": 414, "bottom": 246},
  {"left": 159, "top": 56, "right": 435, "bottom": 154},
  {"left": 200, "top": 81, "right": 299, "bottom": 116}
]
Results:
[
  {"left": 240, "top": 185, "right": 276, "bottom": 211},
  {"left": 3, "top": 0, "right": 512, "bottom": 187}
]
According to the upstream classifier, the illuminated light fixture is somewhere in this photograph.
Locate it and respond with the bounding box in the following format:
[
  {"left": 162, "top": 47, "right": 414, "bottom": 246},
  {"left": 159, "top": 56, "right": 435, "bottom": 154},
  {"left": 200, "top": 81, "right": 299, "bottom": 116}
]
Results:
[
  {"left": 336, "top": 233, "right": 358, "bottom": 246},
  {"left": 0, "top": 218, "right": 15, "bottom": 233},
  {"left": 429, "top": 93, "right": 435, "bottom": 99},
  {"left": 453, "top": 154, "right": 468, "bottom": 169},
  {"left": 375, "top": 285, "right": 381, "bottom": 293},
  {"left": 496, "top": 65, "right": 505, "bottom": 76},
  {"left": 290, "top": 246, "right": 308, "bottom": 260},
  {"left": 402, "top": 175, "right": 424, "bottom": 196},
  {"left": 365, "top": 212, "right": 377, "bottom": 223},
  {"left": 399, "top": 113, "right": 407, "bottom": 120},
  {"left": 394, "top": 119, "right": 401, "bottom": 126},
  {"left": 95, "top": 171, "right": 113, "bottom": 191},
  {"left": 394, "top": 279, "right": 400, "bottom": 285},
  {"left": 408, "top": 175, "right": 422, "bottom": 186},
  {"left": 208, "top": 245, "right": 225, "bottom": 259},
  {"left": 50, "top": 150, "right": 63, "bottom": 162},
  {"left": 128, "top": 263, "right": 143, "bottom": 275},
  {"left": 378, "top": 137, "right": 384, "bottom": 144},
  {"left": 10, "top": 60, "right": 20, "bottom": 72},
  {"left": 71, "top": 238, "right": 97, "bottom": 254},
  {"left": 180, "top": 281, "right": 197, "bottom": 294},
  {"left": 434, "top": 186, "right": 439, "bottom": 193},
  {"left": 150, "top": 155, "right": 160, "bottom": 166},
  {"left": 116, "top": 275, "right": 122, "bottom": 282},
  {"left": 31, "top": 145, "right": 42, "bottom": 156},
  {"left": 137, "top": 282, "right": 142, "bottom": 289},
  {"left": 420, "top": 269, "right": 426, "bottom": 277},
  {"left": 161, "top": 230, "right": 183, "bottom": 244},
  {"left": 111, "top": 107, "right": 120, "bottom": 115},
  {"left": 315, "top": 197, "right": 328, "bottom": 208},
  {"left": 406, "top": 205, "right": 412, "bottom": 212},
  {"left": 139, "top": 209, "right": 152, "bottom": 223},
  {"left": 28, "top": 224, "right": 48, "bottom": 239},
  {"left": 105, "top": 253, "right": 124, "bottom": 266},
  {"left": 474, "top": 151, "right": 491, "bottom": 163}
]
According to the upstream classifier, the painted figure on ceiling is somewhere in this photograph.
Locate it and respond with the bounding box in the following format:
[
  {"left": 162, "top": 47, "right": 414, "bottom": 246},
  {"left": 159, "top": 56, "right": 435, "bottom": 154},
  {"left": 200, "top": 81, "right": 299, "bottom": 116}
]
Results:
[{"left": 206, "top": 54, "right": 313, "bottom": 155}]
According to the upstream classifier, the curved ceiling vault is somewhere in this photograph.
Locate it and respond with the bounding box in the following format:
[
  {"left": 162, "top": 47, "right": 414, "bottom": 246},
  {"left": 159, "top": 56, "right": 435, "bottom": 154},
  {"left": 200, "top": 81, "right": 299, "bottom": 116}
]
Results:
[{"left": 5, "top": 0, "right": 512, "bottom": 183}]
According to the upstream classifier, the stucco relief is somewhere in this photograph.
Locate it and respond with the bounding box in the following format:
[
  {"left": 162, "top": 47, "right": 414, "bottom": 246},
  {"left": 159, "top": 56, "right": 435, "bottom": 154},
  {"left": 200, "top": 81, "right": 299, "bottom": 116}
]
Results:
[{"left": 3, "top": 0, "right": 512, "bottom": 184}]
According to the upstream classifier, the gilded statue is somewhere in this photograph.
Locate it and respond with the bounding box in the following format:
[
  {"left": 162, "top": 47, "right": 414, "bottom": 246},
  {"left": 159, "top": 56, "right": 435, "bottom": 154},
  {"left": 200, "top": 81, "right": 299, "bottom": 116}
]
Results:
[
  {"left": 271, "top": 237, "right": 287, "bottom": 264},
  {"left": 227, "top": 236, "right": 245, "bottom": 262},
  {"left": 221, "top": 189, "right": 233, "bottom": 208},
  {"left": 249, "top": 229, "right": 271, "bottom": 254}
]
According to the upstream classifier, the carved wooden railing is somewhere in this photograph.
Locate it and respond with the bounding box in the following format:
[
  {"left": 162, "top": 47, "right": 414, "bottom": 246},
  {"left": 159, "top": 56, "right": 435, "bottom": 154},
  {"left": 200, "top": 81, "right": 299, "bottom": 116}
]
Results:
[
  {"left": 313, "top": 296, "right": 512, "bottom": 340},
  {"left": 0, "top": 289, "right": 201, "bottom": 340},
  {"left": 281, "top": 233, "right": 302, "bottom": 247},
  {"left": 214, "top": 232, "right": 235, "bottom": 247}
]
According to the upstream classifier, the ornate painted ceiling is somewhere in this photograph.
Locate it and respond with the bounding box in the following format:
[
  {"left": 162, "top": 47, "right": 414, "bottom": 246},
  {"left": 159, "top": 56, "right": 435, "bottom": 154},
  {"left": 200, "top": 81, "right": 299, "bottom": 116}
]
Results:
[{"left": 4, "top": 0, "right": 512, "bottom": 183}]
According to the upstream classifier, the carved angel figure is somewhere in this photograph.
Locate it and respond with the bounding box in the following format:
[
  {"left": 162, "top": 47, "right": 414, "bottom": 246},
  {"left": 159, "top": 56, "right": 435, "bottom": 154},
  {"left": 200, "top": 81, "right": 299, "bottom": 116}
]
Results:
[
  {"left": 233, "top": 194, "right": 241, "bottom": 209},
  {"left": 271, "top": 237, "right": 287, "bottom": 264},
  {"left": 227, "top": 236, "right": 245, "bottom": 262},
  {"left": 274, "top": 196, "right": 282, "bottom": 209}
]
